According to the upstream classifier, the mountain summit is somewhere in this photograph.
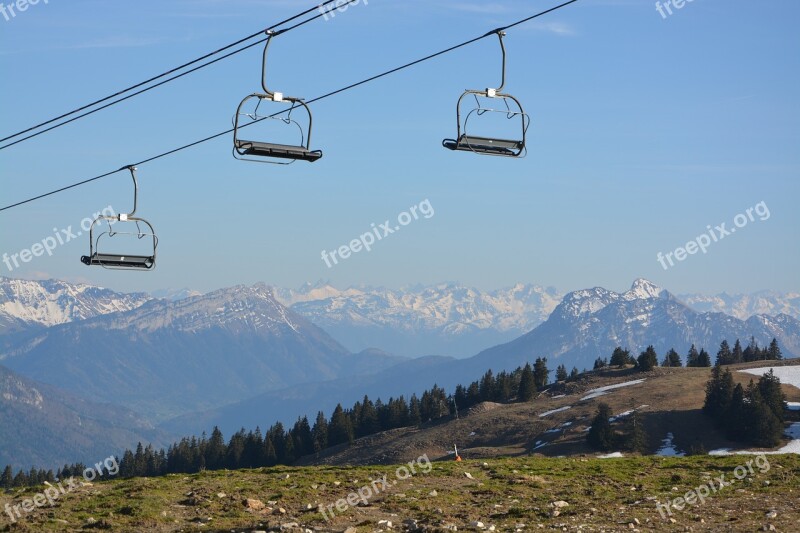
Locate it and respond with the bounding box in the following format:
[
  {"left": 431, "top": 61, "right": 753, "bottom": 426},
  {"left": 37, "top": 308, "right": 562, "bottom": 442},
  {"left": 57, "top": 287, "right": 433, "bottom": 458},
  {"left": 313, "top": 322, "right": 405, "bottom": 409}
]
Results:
[{"left": 3, "top": 284, "right": 401, "bottom": 421}]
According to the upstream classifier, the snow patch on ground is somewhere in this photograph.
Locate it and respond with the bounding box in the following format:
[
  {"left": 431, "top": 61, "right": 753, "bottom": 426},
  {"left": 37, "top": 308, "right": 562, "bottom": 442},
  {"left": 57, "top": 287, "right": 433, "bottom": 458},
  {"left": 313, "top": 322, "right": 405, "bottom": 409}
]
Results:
[
  {"left": 787, "top": 402, "right": 800, "bottom": 411},
  {"left": 709, "top": 422, "right": 800, "bottom": 455},
  {"left": 656, "top": 432, "right": 685, "bottom": 457},
  {"left": 739, "top": 366, "right": 800, "bottom": 389},
  {"left": 581, "top": 379, "right": 646, "bottom": 401},
  {"left": 597, "top": 452, "right": 624, "bottom": 458},
  {"left": 538, "top": 406, "right": 572, "bottom": 417}
]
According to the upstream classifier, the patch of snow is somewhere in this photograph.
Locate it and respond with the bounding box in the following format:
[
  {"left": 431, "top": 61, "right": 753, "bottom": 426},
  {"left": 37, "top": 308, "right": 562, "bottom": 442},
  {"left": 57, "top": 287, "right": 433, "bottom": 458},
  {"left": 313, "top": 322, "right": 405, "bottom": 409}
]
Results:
[
  {"left": 539, "top": 406, "right": 572, "bottom": 417},
  {"left": 580, "top": 379, "right": 647, "bottom": 401},
  {"left": 709, "top": 422, "right": 800, "bottom": 455},
  {"left": 609, "top": 410, "right": 633, "bottom": 423},
  {"left": 739, "top": 366, "right": 800, "bottom": 389},
  {"left": 551, "top": 394, "right": 566, "bottom": 399},
  {"left": 597, "top": 452, "right": 624, "bottom": 458},
  {"left": 469, "top": 431, "right": 476, "bottom": 436},
  {"left": 788, "top": 402, "right": 800, "bottom": 411},
  {"left": 656, "top": 432, "right": 685, "bottom": 457}
]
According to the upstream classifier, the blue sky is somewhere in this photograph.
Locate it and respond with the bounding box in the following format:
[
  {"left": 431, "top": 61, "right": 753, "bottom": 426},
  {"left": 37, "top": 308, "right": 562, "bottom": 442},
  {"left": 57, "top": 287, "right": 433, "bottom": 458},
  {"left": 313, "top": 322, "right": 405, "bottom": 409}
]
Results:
[{"left": 0, "top": 0, "right": 798, "bottom": 296}]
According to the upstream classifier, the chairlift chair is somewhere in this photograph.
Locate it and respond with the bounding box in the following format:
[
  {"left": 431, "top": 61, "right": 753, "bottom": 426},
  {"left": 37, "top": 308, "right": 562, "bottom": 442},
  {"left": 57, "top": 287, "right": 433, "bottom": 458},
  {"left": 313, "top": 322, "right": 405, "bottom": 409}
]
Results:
[
  {"left": 442, "top": 31, "right": 530, "bottom": 158},
  {"left": 233, "top": 31, "right": 322, "bottom": 164},
  {"left": 80, "top": 166, "right": 158, "bottom": 270}
]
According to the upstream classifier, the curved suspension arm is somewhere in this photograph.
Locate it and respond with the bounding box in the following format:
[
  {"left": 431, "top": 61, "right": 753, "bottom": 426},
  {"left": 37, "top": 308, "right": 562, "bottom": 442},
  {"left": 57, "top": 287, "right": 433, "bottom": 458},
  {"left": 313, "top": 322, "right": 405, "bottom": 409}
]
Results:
[
  {"left": 261, "top": 31, "right": 279, "bottom": 98},
  {"left": 495, "top": 30, "right": 507, "bottom": 93},
  {"left": 121, "top": 165, "right": 138, "bottom": 218}
]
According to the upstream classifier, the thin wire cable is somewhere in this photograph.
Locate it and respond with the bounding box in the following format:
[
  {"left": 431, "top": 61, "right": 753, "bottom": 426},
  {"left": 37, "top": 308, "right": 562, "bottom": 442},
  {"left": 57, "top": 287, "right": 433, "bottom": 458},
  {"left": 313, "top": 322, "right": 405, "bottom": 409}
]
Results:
[
  {"left": 0, "top": 0, "right": 581, "bottom": 213},
  {"left": 0, "top": 0, "right": 345, "bottom": 147}
]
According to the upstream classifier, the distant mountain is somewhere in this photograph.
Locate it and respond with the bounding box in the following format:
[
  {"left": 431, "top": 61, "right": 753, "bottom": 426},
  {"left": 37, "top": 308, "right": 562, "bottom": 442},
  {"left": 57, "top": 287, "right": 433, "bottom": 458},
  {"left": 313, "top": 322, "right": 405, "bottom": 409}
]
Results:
[
  {"left": 4, "top": 284, "right": 404, "bottom": 422},
  {"left": 149, "top": 288, "right": 204, "bottom": 301},
  {"left": 0, "top": 277, "right": 151, "bottom": 335},
  {"left": 0, "top": 363, "right": 171, "bottom": 469},
  {"left": 274, "top": 282, "right": 562, "bottom": 357},
  {"left": 466, "top": 279, "right": 800, "bottom": 375},
  {"left": 168, "top": 279, "right": 800, "bottom": 435},
  {"left": 680, "top": 290, "right": 800, "bottom": 321}
]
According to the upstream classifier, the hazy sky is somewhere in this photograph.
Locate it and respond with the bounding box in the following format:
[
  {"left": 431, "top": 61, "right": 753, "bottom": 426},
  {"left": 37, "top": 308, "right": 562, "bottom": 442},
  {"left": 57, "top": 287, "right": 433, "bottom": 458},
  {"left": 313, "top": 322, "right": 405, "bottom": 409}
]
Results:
[{"left": 1, "top": 0, "right": 798, "bottom": 296}]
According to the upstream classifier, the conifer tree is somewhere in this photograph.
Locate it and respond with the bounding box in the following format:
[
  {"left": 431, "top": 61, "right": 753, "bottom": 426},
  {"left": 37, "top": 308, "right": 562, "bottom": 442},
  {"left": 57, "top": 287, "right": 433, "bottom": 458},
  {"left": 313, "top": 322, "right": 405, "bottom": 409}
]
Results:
[
  {"left": 716, "top": 339, "right": 732, "bottom": 366},
  {"left": 518, "top": 363, "right": 536, "bottom": 401},
  {"left": 686, "top": 344, "right": 700, "bottom": 367},
  {"left": 767, "top": 338, "right": 783, "bottom": 360},
  {"left": 587, "top": 403, "right": 614, "bottom": 452},
  {"left": 637, "top": 346, "right": 658, "bottom": 371},
  {"left": 533, "top": 357, "right": 550, "bottom": 390},
  {"left": 328, "top": 404, "right": 354, "bottom": 446}
]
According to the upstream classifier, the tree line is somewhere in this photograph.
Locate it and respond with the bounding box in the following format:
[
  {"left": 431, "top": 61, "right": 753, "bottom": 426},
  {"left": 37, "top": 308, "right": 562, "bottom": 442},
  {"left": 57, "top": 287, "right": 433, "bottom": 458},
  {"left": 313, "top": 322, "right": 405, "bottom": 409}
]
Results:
[
  {"left": 2, "top": 338, "right": 787, "bottom": 487},
  {"left": 592, "top": 338, "right": 782, "bottom": 371},
  {"left": 3, "top": 358, "right": 562, "bottom": 486}
]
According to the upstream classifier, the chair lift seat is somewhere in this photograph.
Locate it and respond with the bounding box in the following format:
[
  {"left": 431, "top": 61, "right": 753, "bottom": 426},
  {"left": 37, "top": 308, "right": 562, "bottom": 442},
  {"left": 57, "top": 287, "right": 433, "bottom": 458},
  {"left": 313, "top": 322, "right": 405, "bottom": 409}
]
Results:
[
  {"left": 443, "top": 134, "right": 524, "bottom": 156},
  {"left": 235, "top": 139, "right": 322, "bottom": 162},
  {"left": 81, "top": 253, "right": 155, "bottom": 269}
]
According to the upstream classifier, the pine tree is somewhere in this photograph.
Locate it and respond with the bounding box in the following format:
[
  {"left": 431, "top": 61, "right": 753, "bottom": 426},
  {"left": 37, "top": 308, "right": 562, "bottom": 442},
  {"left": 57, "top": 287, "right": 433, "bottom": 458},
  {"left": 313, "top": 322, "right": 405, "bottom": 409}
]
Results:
[
  {"left": 610, "top": 347, "right": 632, "bottom": 367},
  {"left": 518, "top": 363, "right": 535, "bottom": 401},
  {"left": 725, "top": 383, "right": 747, "bottom": 441},
  {"left": 716, "top": 340, "right": 732, "bottom": 366},
  {"left": 569, "top": 367, "right": 580, "bottom": 381},
  {"left": 206, "top": 427, "right": 226, "bottom": 470},
  {"left": 311, "top": 411, "right": 328, "bottom": 453},
  {"left": 620, "top": 411, "right": 648, "bottom": 454},
  {"left": 767, "top": 338, "right": 783, "bottom": 360},
  {"left": 263, "top": 436, "right": 277, "bottom": 466},
  {"left": 357, "top": 396, "right": 379, "bottom": 437},
  {"left": 593, "top": 357, "right": 608, "bottom": 370},
  {"left": 758, "top": 369, "right": 787, "bottom": 423},
  {"left": 703, "top": 366, "right": 734, "bottom": 420},
  {"left": 328, "top": 404, "right": 354, "bottom": 446},
  {"left": 686, "top": 344, "right": 700, "bottom": 367},
  {"left": 292, "top": 416, "right": 314, "bottom": 458},
  {"left": 732, "top": 339, "right": 744, "bottom": 364},
  {"left": 637, "top": 345, "right": 658, "bottom": 371},
  {"left": 743, "top": 337, "right": 759, "bottom": 362},
  {"left": 587, "top": 403, "right": 614, "bottom": 452},
  {"left": 744, "top": 381, "right": 783, "bottom": 447},
  {"left": 661, "top": 348, "right": 682, "bottom": 367},
  {"left": 697, "top": 348, "right": 712, "bottom": 367},
  {"left": 408, "top": 394, "right": 422, "bottom": 425},
  {"left": 533, "top": 357, "right": 550, "bottom": 390},
  {"left": 556, "top": 364, "right": 568, "bottom": 382},
  {"left": 0, "top": 465, "right": 13, "bottom": 488}
]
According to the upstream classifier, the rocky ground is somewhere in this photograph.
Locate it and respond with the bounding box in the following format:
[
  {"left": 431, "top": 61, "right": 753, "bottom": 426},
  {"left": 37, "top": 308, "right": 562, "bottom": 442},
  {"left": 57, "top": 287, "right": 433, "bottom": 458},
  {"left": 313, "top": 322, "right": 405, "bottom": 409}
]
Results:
[{"left": 1, "top": 454, "right": 798, "bottom": 532}]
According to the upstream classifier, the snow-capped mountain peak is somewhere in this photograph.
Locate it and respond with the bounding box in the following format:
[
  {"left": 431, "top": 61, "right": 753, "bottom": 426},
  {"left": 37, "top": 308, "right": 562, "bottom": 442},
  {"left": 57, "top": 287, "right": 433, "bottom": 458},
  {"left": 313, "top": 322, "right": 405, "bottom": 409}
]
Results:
[
  {"left": 624, "top": 278, "right": 666, "bottom": 301},
  {"left": 0, "top": 277, "right": 151, "bottom": 333}
]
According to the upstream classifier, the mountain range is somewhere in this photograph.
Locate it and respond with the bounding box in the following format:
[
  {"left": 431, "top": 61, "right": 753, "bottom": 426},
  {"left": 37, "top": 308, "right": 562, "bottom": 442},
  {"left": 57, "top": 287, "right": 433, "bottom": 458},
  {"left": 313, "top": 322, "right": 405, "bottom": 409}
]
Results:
[
  {"left": 2, "top": 276, "right": 799, "bottom": 467},
  {"left": 163, "top": 279, "right": 800, "bottom": 436},
  {"left": 2, "top": 283, "right": 403, "bottom": 422},
  {"left": 3, "top": 277, "right": 799, "bottom": 359}
]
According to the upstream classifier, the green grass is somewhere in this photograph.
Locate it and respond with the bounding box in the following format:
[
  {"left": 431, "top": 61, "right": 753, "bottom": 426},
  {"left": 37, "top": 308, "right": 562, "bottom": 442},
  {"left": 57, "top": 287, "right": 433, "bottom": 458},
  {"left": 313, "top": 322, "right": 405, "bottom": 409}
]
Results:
[{"left": 2, "top": 455, "right": 798, "bottom": 532}]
